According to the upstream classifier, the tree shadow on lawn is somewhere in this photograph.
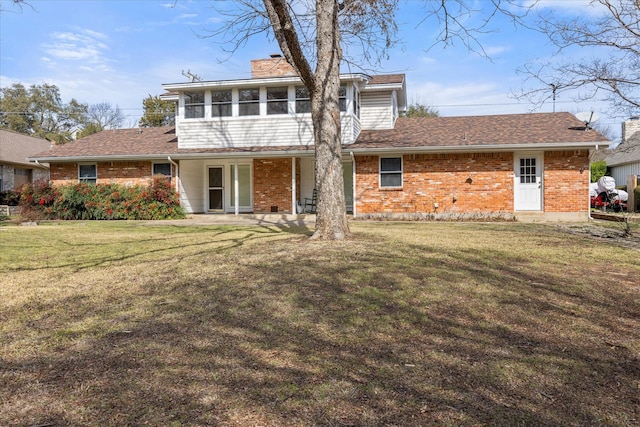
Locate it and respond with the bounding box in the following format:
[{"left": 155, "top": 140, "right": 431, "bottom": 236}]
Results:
[
  {"left": 2, "top": 233, "right": 639, "bottom": 426},
  {"left": 3, "top": 224, "right": 311, "bottom": 274}
]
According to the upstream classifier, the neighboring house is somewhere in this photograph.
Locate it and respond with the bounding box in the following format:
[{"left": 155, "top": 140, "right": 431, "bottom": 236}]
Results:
[
  {"left": 605, "top": 117, "right": 640, "bottom": 186},
  {"left": 30, "top": 56, "right": 609, "bottom": 221},
  {"left": 0, "top": 129, "right": 50, "bottom": 191}
]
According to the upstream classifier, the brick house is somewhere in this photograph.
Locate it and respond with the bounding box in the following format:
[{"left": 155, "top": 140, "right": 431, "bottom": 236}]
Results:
[
  {"left": 1, "top": 129, "right": 50, "bottom": 191},
  {"left": 30, "top": 56, "right": 609, "bottom": 221}
]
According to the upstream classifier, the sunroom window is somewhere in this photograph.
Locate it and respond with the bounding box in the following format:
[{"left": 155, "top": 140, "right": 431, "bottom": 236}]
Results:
[
  {"left": 380, "top": 157, "right": 402, "bottom": 188},
  {"left": 211, "top": 89, "right": 232, "bottom": 117},
  {"left": 184, "top": 92, "right": 205, "bottom": 119},
  {"left": 267, "top": 86, "right": 288, "bottom": 115},
  {"left": 239, "top": 88, "right": 260, "bottom": 116},
  {"left": 295, "top": 86, "right": 311, "bottom": 114},
  {"left": 339, "top": 86, "right": 347, "bottom": 112}
]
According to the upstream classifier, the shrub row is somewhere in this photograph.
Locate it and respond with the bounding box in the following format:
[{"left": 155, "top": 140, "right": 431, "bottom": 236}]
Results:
[{"left": 19, "top": 178, "right": 186, "bottom": 221}]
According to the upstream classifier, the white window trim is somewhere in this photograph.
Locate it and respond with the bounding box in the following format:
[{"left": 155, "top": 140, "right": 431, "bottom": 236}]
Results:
[{"left": 379, "top": 156, "right": 403, "bottom": 189}]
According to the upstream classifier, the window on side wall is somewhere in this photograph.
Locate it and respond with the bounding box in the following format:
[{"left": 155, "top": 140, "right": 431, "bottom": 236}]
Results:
[
  {"left": 211, "top": 89, "right": 232, "bottom": 117},
  {"left": 295, "top": 86, "right": 311, "bottom": 113},
  {"left": 239, "top": 88, "right": 260, "bottom": 116},
  {"left": 153, "top": 163, "right": 172, "bottom": 182},
  {"left": 184, "top": 92, "right": 205, "bottom": 118},
  {"left": 339, "top": 86, "right": 347, "bottom": 112},
  {"left": 380, "top": 157, "right": 402, "bottom": 188},
  {"left": 267, "top": 86, "right": 288, "bottom": 115},
  {"left": 79, "top": 164, "right": 97, "bottom": 184}
]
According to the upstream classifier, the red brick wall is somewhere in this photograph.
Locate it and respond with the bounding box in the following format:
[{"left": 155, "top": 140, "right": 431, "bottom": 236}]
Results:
[
  {"left": 355, "top": 153, "right": 515, "bottom": 214},
  {"left": 544, "top": 150, "right": 590, "bottom": 212},
  {"left": 253, "top": 158, "right": 299, "bottom": 213},
  {"left": 251, "top": 57, "right": 297, "bottom": 78},
  {"left": 49, "top": 161, "right": 175, "bottom": 187}
]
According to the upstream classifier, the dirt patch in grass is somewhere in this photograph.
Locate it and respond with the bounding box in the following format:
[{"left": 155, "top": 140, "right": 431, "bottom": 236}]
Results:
[{"left": 1, "top": 221, "right": 639, "bottom": 426}]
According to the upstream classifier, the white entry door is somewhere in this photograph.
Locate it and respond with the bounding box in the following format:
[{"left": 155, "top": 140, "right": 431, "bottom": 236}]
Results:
[{"left": 514, "top": 155, "right": 542, "bottom": 211}]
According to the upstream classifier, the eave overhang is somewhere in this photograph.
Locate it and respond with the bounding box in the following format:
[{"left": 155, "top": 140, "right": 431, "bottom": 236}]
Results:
[
  {"left": 29, "top": 140, "right": 605, "bottom": 164},
  {"left": 162, "top": 73, "right": 370, "bottom": 92}
]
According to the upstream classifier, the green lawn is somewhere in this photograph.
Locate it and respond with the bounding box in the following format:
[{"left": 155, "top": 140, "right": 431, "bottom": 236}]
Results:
[{"left": 1, "top": 221, "right": 639, "bottom": 426}]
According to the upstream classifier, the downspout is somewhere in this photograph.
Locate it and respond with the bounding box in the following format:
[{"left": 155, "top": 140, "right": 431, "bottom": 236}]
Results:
[
  {"left": 167, "top": 156, "right": 179, "bottom": 193},
  {"left": 350, "top": 151, "right": 356, "bottom": 218}
]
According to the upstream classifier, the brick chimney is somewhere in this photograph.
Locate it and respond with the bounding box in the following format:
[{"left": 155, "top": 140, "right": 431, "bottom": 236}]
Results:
[
  {"left": 621, "top": 116, "right": 640, "bottom": 144},
  {"left": 251, "top": 54, "right": 297, "bottom": 78}
]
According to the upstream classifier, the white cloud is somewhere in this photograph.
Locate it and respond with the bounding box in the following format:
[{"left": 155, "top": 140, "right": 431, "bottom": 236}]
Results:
[{"left": 42, "top": 29, "right": 111, "bottom": 67}]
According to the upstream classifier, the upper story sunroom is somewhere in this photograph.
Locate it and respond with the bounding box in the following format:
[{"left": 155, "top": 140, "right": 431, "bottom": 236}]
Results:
[{"left": 161, "top": 56, "right": 406, "bottom": 150}]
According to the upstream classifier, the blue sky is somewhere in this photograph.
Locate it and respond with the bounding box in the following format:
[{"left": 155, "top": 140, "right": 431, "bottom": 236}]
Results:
[{"left": 0, "top": 0, "right": 623, "bottom": 140}]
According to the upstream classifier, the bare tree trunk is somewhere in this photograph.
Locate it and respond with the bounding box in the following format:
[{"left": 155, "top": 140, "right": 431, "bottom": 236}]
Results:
[
  {"left": 310, "top": 0, "right": 349, "bottom": 239},
  {"left": 264, "top": 0, "right": 350, "bottom": 239}
]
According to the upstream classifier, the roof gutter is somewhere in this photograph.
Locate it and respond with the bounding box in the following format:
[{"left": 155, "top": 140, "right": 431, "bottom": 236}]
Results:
[
  {"left": 344, "top": 141, "right": 608, "bottom": 155},
  {"left": 28, "top": 140, "right": 608, "bottom": 163}
]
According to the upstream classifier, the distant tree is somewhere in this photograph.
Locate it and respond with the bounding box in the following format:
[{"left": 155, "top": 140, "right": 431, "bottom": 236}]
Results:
[
  {"left": 0, "top": 83, "right": 87, "bottom": 144},
  {"left": 140, "top": 95, "right": 176, "bottom": 127},
  {"left": 516, "top": 0, "right": 639, "bottom": 116},
  {"left": 405, "top": 103, "right": 439, "bottom": 118},
  {"left": 590, "top": 160, "right": 607, "bottom": 183},
  {"left": 75, "top": 122, "right": 104, "bottom": 139}
]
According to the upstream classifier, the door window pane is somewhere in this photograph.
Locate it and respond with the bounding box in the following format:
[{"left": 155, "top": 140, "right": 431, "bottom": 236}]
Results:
[
  {"left": 520, "top": 158, "right": 536, "bottom": 184},
  {"left": 230, "top": 164, "right": 251, "bottom": 207},
  {"left": 209, "top": 168, "right": 223, "bottom": 187},
  {"left": 209, "top": 190, "right": 223, "bottom": 210}
]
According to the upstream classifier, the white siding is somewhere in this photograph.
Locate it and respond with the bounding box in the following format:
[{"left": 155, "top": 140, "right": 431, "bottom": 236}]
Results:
[
  {"left": 177, "top": 115, "right": 357, "bottom": 148},
  {"left": 611, "top": 163, "right": 640, "bottom": 187},
  {"left": 178, "top": 159, "right": 206, "bottom": 213},
  {"left": 360, "top": 91, "right": 393, "bottom": 130}
]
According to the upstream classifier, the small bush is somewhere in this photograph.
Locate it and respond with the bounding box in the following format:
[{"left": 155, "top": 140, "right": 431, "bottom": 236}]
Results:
[{"left": 18, "top": 178, "right": 185, "bottom": 221}]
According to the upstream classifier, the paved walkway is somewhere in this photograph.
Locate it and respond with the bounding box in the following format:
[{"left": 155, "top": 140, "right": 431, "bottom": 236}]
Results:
[{"left": 155, "top": 213, "right": 317, "bottom": 227}]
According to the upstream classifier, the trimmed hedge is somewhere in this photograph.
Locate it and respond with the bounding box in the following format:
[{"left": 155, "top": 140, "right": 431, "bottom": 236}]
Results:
[{"left": 18, "top": 178, "right": 186, "bottom": 221}]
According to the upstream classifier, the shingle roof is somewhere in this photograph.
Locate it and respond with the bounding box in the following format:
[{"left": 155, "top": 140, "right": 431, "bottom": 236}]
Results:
[
  {"left": 352, "top": 113, "right": 608, "bottom": 149},
  {"left": 0, "top": 129, "right": 52, "bottom": 167},
  {"left": 367, "top": 74, "right": 405, "bottom": 86},
  {"left": 605, "top": 131, "right": 640, "bottom": 166},
  {"left": 30, "top": 126, "right": 178, "bottom": 159},
  {"left": 30, "top": 112, "right": 609, "bottom": 162}
]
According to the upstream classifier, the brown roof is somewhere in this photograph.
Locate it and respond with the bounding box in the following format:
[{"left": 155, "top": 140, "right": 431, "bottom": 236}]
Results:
[
  {"left": 30, "top": 112, "right": 609, "bottom": 161},
  {"left": 0, "top": 129, "right": 52, "bottom": 167},
  {"left": 352, "top": 113, "right": 608, "bottom": 149},
  {"left": 368, "top": 74, "right": 405, "bottom": 85},
  {"left": 31, "top": 126, "right": 178, "bottom": 159},
  {"left": 605, "top": 131, "right": 640, "bottom": 166}
]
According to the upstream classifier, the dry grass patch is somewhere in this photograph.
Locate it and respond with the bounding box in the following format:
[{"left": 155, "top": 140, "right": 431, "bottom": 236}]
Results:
[{"left": 1, "top": 221, "right": 639, "bottom": 426}]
